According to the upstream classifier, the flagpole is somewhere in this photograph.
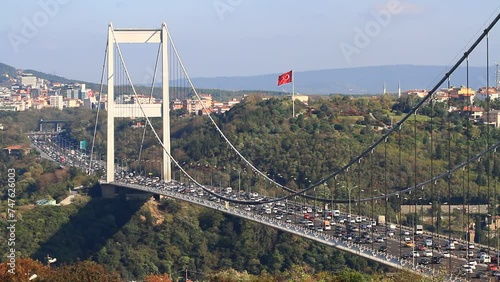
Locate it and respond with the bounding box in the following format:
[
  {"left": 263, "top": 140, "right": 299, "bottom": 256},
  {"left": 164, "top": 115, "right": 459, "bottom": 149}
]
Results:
[{"left": 292, "top": 70, "right": 295, "bottom": 118}]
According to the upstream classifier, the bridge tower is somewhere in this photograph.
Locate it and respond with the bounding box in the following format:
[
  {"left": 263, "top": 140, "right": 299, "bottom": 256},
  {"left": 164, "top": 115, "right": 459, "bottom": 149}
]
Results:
[{"left": 106, "top": 23, "right": 171, "bottom": 183}]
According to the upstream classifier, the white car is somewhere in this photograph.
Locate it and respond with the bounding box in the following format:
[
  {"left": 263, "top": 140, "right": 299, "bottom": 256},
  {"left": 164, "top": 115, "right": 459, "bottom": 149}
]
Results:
[
  {"left": 410, "top": 251, "right": 420, "bottom": 257},
  {"left": 441, "top": 251, "right": 450, "bottom": 258},
  {"left": 461, "top": 265, "right": 473, "bottom": 274},
  {"left": 468, "top": 260, "right": 477, "bottom": 267},
  {"left": 424, "top": 250, "right": 433, "bottom": 257}
]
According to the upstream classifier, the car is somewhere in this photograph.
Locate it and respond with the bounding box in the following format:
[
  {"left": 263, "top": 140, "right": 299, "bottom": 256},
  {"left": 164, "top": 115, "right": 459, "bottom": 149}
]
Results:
[
  {"left": 410, "top": 251, "right": 420, "bottom": 258},
  {"left": 376, "top": 237, "right": 384, "bottom": 243},
  {"left": 431, "top": 256, "right": 442, "bottom": 264},
  {"left": 379, "top": 245, "right": 387, "bottom": 252},
  {"left": 475, "top": 271, "right": 488, "bottom": 279},
  {"left": 467, "top": 261, "right": 476, "bottom": 270},
  {"left": 425, "top": 239, "right": 432, "bottom": 247},
  {"left": 401, "top": 254, "right": 410, "bottom": 259},
  {"left": 418, "top": 258, "right": 430, "bottom": 265},
  {"left": 423, "top": 250, "right": 433, "bottom": 257},
  {"left": 406, "top": 241, "right": 415, "bottom": 248},
  {"left": 441, "top": 251, "right": 450, "bottom": 258},
  {"left": 460, "top": 265, "right": 473, "bottom": 274},
  {"left": 487, "top": 264, "right": 498, "bottom": 271},
  {"left": 479, "top": 254, "right": 491, "bottom": 263},
  {"left": 433, "top": 243, "right": 442, "bottom": 250}
]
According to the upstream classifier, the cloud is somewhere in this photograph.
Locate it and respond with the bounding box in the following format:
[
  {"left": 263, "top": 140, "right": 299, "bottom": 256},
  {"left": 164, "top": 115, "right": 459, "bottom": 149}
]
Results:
[{"left": 398, "top": 1, "right": 426, "bottom": 15}]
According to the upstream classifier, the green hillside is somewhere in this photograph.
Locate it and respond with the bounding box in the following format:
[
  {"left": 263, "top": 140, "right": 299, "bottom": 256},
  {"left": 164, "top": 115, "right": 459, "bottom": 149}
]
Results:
[{"left": 0, "top": 62, "right": 16, "bottom": 83}]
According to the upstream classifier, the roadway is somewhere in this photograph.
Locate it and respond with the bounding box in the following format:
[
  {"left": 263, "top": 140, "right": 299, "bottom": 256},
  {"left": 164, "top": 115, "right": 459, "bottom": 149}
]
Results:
[{"left": 28, "top": 137, "right": 500, "bottom": 281}]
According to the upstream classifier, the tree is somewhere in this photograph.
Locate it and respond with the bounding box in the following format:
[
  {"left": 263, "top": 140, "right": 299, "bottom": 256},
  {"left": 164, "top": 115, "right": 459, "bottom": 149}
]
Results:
[
  {"left": 144, "top": 273, "right": 173, "bottom": 282},
  {"left": 336, "top": 268, "right": 367, "bottom": 282},
  {"left": 0, "top": 258, "right": 51, "bottom": 282},
  {"left": 51, "top": 260, "right": 121, "bottom": 282}
]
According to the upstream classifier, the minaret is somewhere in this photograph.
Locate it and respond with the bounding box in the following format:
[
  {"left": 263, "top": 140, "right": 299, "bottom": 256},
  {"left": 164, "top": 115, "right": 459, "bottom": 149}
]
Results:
[
  {"left": 383, "top": 81, "right": 387, "bottom": 95},
  {"left": 398, "top": 81, "right": 401, "bottom": 98}
]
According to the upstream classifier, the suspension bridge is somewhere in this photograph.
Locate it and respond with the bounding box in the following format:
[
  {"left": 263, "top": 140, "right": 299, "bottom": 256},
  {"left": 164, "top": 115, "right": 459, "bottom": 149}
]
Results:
[{"left": 29, "top": 13, "right": 500, "bottom": 281}]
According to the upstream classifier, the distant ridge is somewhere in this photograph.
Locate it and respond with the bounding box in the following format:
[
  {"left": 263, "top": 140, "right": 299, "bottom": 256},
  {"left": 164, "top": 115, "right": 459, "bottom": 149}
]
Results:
[
  {"left": 191, "top": 65, "right": 494, "bottom": 95},
  {"left": 0, "top": 62, "right": 99, "bottom": 88},
  {"left": 2, "top": 62, "right": 494, "bottom": 95}
]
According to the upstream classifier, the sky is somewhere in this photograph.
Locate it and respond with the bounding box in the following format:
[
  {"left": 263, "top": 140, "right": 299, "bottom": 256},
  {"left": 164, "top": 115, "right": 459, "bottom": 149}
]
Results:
[{"left": 1, "top": 0, "right": 500, "bottom": 83}]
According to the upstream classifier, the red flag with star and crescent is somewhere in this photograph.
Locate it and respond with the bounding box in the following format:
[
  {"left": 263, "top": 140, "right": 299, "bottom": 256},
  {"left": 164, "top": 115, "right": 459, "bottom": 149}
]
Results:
[{"left": 277, "top": 70, "right": 292, "bottom": 86}]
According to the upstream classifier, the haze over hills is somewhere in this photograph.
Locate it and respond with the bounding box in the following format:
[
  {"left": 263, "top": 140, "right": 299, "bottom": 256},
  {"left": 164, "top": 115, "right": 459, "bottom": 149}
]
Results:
[
  {"left": 1, "top": 62, "right": 494, "bottom": 95},
  {"left": 190, "top": 65, "right": 495, "bottom": 95}
]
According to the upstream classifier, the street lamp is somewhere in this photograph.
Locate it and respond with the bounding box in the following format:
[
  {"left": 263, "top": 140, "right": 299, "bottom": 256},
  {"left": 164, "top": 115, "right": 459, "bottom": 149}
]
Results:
[
  {"left": 233, "top": 168, "right": 242, "bottom": 194},
  {"left": 344, "top": 185, "right": 358, "bottom": 218}
]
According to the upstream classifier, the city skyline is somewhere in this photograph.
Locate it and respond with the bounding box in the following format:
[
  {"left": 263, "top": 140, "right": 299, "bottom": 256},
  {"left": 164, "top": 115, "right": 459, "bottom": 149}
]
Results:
[{"left": 1, "top": 1, "right": 500, "bottom": 84}]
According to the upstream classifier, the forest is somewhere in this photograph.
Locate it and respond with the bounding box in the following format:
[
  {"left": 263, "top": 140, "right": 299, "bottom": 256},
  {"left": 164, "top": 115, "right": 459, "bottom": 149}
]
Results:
[{"left": 0, "top": 93, "right": 499, "bottom": 280}]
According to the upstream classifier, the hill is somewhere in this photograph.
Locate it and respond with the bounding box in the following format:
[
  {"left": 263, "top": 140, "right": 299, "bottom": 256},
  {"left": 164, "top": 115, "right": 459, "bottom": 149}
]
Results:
[
  {"left": 191, "top": 65, "right": 494, "bottom": 95},
  {"left": 0, "top": 62, "right": 16, "bottom": 83},
  {"left": 0, "top": 62, "right": 100, "bottom": 88},
  {"left": 3, "top": 61, "right": 494, "bottom": 95}
]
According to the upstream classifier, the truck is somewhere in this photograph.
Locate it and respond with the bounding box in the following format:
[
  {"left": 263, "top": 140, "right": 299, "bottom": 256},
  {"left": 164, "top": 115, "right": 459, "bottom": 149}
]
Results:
[
  {"left": 377, "top": 215, "right": 386, "bottom": 226},
  {"left": 323, "top": 220, "right": 332, "bottom": 230},
  {"left": 333, "top": 210, "right": 341, "bottom": 217},
  {"left": 415, "top": 224, "right": 423, "bottom": 235}
]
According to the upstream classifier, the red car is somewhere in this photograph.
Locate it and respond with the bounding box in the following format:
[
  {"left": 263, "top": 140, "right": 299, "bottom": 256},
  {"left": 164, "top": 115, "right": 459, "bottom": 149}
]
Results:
[{"left": 487, "top": 264, "right": 498, "bottom": 271}]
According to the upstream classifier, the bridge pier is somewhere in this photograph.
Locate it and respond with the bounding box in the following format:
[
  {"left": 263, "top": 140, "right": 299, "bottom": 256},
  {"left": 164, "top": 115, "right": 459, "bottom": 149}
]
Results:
[
  {"left": 100, "top": 183, "right": 154, "bottom": 200},
  {"left": 101, "top": 184, "right": 117, "bottom": 199}
]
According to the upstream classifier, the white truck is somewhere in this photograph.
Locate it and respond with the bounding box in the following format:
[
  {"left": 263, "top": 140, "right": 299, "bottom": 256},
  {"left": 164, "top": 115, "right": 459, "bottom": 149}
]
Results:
[{"left": 415, "top": 224, "right": 423, "bottom": 235}]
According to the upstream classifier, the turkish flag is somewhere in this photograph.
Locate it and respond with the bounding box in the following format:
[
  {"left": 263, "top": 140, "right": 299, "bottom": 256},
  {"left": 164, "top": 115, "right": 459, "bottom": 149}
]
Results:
[{"left": 277, "top": 70, "right": 292, "bottom": 86}]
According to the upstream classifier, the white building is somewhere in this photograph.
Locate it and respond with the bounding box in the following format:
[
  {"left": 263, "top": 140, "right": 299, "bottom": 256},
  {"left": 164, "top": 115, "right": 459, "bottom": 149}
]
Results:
[
  {"left": 21, "top": 74, "right": 37, "bottom": 87},
  {"left": 475, "top": 87, "right": 499, "bottom": 102},
  {"left": 50, "top": 95, "right": 63, "bottom": 110}
]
